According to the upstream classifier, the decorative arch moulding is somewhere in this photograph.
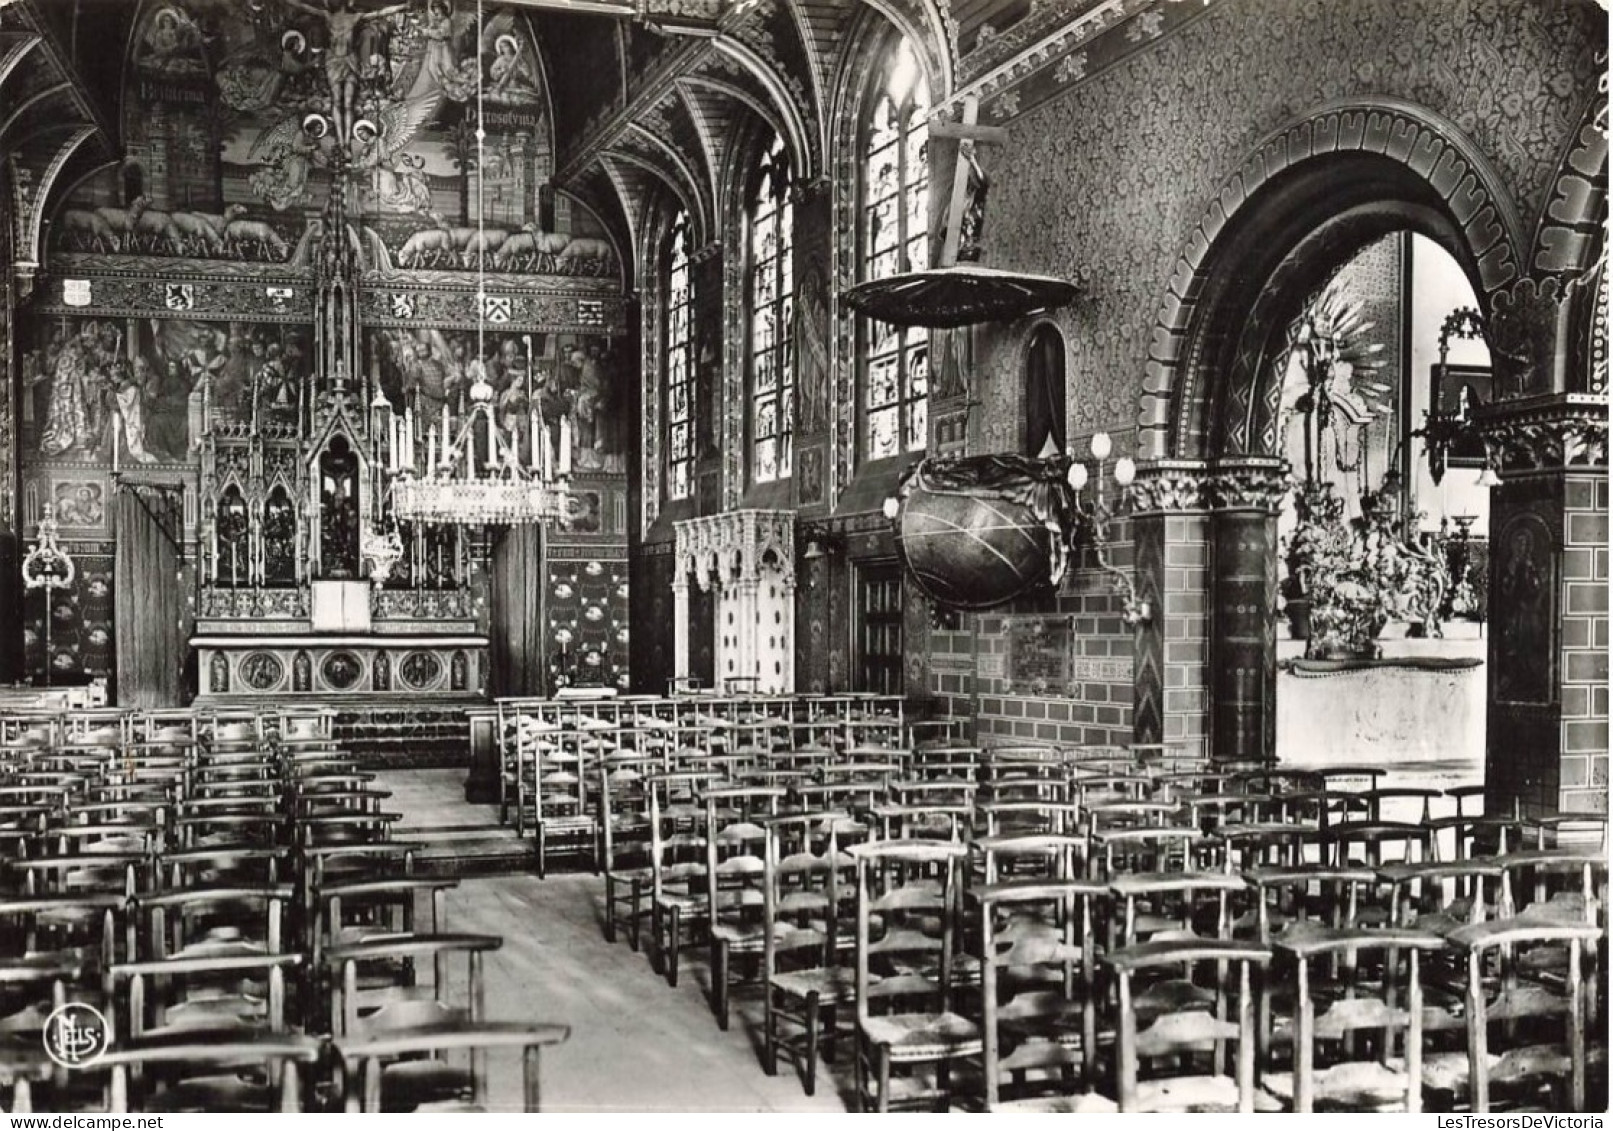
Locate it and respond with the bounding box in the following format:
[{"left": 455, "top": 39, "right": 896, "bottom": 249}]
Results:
[{"left": 1143, "top": 98, "right": 1532, "bottom": 463}]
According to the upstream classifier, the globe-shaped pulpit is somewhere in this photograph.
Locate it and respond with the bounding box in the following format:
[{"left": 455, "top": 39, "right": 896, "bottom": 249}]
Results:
[{"left": 891, "top": 454, "right": 1076, "bottom": 610}]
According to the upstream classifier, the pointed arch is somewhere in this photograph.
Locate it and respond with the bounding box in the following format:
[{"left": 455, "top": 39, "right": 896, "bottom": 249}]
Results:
[{"left": 711, "top": 37, "right": 814, "bottom": 182}]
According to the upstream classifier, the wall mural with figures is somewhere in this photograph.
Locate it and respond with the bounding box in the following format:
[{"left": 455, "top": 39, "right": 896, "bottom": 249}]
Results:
[
  {"left": 15, "top": 0, "right": 629, "bottom": 700},
  {"left": 364, "top": 328, "right": 626, "bottom": 474},
  {"left": 52, "top": 0, "right": 615, "bottom": 281},
  {"left": 21, "top": 314, "right": 316, "bottom": 461}
]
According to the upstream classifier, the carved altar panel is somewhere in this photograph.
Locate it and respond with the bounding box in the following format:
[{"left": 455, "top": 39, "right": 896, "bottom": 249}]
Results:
[{"left": 193, "top": 635, "right": 486, "bottom": 701}]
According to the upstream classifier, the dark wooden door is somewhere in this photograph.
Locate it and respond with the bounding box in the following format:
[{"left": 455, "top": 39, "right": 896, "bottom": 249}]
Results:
[{"left": 855, "top": 562, "right": 903, "bottom": 695}]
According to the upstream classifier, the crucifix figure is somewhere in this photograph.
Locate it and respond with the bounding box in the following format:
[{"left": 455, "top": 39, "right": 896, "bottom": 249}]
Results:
[
  {"left": 929, "top": 96, "right": 1006, "bottom": 267},
  {"left": 282, "top": 0, "right": 408, "bottom": 143}
]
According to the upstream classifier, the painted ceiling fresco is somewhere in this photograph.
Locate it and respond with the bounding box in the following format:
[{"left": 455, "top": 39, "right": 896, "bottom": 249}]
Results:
[{"left": 53, "top": 0, "right": 615, "bottom": 280}]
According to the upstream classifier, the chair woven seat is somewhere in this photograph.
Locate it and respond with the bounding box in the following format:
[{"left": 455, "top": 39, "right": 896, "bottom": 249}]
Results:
[
  {"left": 861, "top": 1010, "right": 982, "bottom": 1058},
  {"left": 770, "top": 964, "right": 860, "bottom": 1003}
]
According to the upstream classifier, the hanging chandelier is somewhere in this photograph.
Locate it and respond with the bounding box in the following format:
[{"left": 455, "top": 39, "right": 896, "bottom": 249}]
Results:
[
  {"left": 387, "top": 358, "right": 572, "bottom": 526},
  {"left": 377, "top": 0, "right": 571, "bottom": 530}
]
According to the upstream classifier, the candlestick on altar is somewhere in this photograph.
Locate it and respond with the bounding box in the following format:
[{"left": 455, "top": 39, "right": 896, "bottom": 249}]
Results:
[
  {"left": 559, "top": 415, "right": 573, "bottom": 477},
  {"left": 427, "top": 430, "right": 437, "bottom": 474}
]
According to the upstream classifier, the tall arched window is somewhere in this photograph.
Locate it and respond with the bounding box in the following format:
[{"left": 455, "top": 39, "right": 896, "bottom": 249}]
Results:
[
  {"left": 748, "top": 136, "right": 794, "bottom": 484},
  {"left": 1024, "top": 323, "right": 1067, "bottom": 458},
  {"left": 664, "top": 210, "right": 694, "bottom": 501},
  {"left": 859, "top": 37, "right": 930, "bottom": 463}
]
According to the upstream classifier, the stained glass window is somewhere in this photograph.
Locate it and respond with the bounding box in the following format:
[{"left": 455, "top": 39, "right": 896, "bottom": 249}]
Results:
[
  {"left": 750, "top": 136, "right": 794, "bottom": 483},
  {"left": 665, "top": 211, "right": 693, "bottom": 500},
  {"left": 859, "top": 38, "right": 930, "bottom": 462}
]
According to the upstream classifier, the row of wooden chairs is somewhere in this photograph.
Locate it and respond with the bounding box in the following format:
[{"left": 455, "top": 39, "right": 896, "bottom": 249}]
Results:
[
  {"left": 0, "top": 710, "right": 571, "bottom": 1113},
  {"left": 576, "top": 744, "right": 1607, "bottom": 1113}
]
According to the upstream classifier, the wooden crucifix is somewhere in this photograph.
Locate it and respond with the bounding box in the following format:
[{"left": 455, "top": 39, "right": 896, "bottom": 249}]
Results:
[{"left": 928, "top": 95, "right": 1007, "bottom": 268}]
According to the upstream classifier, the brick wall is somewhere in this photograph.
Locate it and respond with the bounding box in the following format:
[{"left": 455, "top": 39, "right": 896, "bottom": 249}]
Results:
[
  {"left": 1558, "top": 470, "right": 1608, "bottom": 812},
  {"left": 966, "top": 523, "right": 1137, "bottom": 747}
]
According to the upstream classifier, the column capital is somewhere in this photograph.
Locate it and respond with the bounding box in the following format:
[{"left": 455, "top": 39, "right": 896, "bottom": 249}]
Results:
[
  {"left": 1129, "top": 460, "right": 1212, "bottom": 514},
  {"left": 1206, "top": 456, "right": 1292, "bottom": 514},
  {"left": 1474, "top": 392, "right": 1608, "bottom": 475}
]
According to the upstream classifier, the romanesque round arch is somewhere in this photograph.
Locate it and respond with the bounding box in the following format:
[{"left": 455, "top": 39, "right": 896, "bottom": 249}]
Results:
[{"left": 1138, "top": 98, "right": 1530, "bottom": 462}]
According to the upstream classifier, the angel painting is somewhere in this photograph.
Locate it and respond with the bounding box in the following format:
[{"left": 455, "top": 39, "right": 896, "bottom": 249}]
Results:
[
  {"left": 349, "top": 108, "right": 433, "bottom": 214},
  {"left": 418, "top": 0, "right": 478, "bottom": 101}
]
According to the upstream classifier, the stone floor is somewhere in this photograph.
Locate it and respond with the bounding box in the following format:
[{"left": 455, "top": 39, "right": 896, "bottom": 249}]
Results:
[
  {"left": 379, "top": 768, "right": 849, "bottom": 1112},
  {"left": 375, "top": 755, "right": 1492, "bottom": 1111}
]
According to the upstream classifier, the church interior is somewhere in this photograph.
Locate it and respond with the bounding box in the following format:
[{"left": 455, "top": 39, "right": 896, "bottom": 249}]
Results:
[{"left": 0, "top": 0, "right": 1606, "bottom": 1114}]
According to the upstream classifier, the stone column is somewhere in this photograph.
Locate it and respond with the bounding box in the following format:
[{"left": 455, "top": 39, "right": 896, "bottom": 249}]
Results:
[
  {"left": 1130, "top": 461, "right": 1212, "bottom": 756},
  {"left": 1205, "top": 458, "right": 1290, "bottom": 765},
  {"left": 672, "top": 575, "right": 691, "bottom": 685},
  {"left": 1477, "top": 393, "right": 1608, "bottom": 818}
]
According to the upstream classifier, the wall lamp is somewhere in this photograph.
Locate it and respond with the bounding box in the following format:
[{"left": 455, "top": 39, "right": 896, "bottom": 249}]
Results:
[{"left": 1065, "top": 432, "right": 1151, "bottom": 626}]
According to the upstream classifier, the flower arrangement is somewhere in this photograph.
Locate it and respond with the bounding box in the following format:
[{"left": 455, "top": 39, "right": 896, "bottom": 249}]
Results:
[{"left": 1282, "top": 478, "right": 1447, "bottom": 659}]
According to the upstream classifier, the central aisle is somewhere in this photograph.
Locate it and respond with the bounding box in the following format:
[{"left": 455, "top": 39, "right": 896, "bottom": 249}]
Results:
[{"left": 382, "top": 769, "right": 850, "bottom": 1112}]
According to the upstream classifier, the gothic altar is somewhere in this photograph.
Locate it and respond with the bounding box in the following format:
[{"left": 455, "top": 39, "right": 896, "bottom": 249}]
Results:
[{"left": 191, "top": 178, "right": 488, "bottom": 704}]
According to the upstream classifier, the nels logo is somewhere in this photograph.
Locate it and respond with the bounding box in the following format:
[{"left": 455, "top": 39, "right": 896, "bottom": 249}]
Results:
[
  {"left": 164, "top": 282, "right": 195, "bottom": 311},
  {"left": 43, "top": 1002, "right": 110, "bottom": 1069}
]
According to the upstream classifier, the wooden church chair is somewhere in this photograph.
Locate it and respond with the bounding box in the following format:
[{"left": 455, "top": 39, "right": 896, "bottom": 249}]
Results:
[
  {"left": 704, "top": 784, "right": 786, "bottom": 1029},
  {"left": 1432, "top": 914, "right": 1606, "bottom": 1112},
  {"left": 326, "top": 933, "right": 503, "bottom": 1112},
  {"left": 1102, "top": 938, "right": 1274, "bottom": 1113},
  {"left": 644, "top": 770, "right": 716, "bottom": 987},
  {"left": 598, "top": 748, "right": 655, "bottom": 947},
  {"left": 973, "top": 877, "right": 1110, "bottom": 1112},
  {"left": 334, "top": 1020, "right": 571, "bottom": 1112},
  {"left": 1260, "top": 924, "right": 1447, "bottom": 1112},
  {"left": 849, "top": 840, "right": 982, "bottom": 1112},
  {"left": 760, "top": 811, "right": 860, "bottom": 1097}
]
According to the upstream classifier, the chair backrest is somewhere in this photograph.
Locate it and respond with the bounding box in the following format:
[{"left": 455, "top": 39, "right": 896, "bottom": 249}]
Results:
[
  {"left": 1109, "top": 871, "right": 1245, "bottom": 947},
  {"left": 108, "top": 945, "right": 304, "bottom": 1040},
  {"left": 851, "top": 841, "right": 968, "bottom": 1026},
  {"left": 762, "top": 813, "right": 854, "bottom": 980},
  {"left": 974, "top": 833, "right": 1086, "bottom": 886},
  {"left": 974, "top": 878, "right": 1108, "bottom": 1109},
  {"left": 326, "top": 932, "right": 501, "bottom": 1038},
  {"left": 704, "top": 787, "right": 783, "bottom": 942},
  {"left": 95, "top": 1032, "right": 324, "bottom": 1113},
  {"left": 1103, "top": 938, "right": 1273, "bottom": 1113},
  {"left": 334, "top": 1021, "right": 569, "bottom": 1112}
]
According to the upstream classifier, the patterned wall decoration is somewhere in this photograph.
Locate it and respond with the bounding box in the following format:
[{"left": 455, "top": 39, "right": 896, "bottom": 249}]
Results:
[
  {"left": 546, "top": 549, "right": 631, "bottom": 691},
  {"left": 22, "top": 547, "right": 114, "bottom": 688},
  {"left": 970, "top": 0, "right": 1604, "bottom": 454}
]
